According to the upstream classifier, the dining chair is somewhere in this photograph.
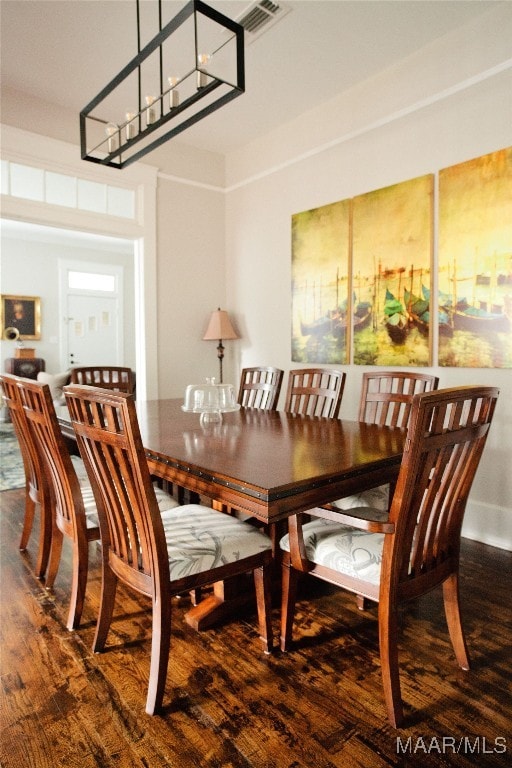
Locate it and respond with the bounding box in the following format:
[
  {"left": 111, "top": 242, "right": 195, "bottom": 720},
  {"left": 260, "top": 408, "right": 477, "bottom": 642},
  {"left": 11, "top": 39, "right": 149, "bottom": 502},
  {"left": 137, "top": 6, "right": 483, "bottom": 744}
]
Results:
[
  {"left": 15, "top": 377, "right": 101, "bottom": 630},
  {"left": 64, "top": 384, "right": 274, "bottom": 715},
  {"left": 237, "top": 366, "right": 284, "bottom": 410},
  {"left": 280, "top": 385, "right": 499, "bottom": 727},
  {"left": 0, "top": 373, "right": 52, "bottom": 578},
  {"left": 284, "top": 368, "right": 346, "bottom": 418},
  {"left": 16, "top": 378, "right": 180, "bottom": 633},
  {"left": 330, "top": 371, "right": 440, "bottom": 516},
  {"left": 70, "top": 366, "right": 135, "bottom": 394}
]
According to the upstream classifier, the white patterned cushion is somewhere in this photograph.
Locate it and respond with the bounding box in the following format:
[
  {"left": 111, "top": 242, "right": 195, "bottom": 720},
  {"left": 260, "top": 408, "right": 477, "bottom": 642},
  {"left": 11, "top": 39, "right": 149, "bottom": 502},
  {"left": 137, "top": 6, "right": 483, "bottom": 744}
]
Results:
[
  {"left": 37, "top": 371, "right": 70, "bottom": 405},
  {"left": 79, "top": 483, "right": 100, "bottom": 529},
  {"left": 154, "top": 484, "right": 180, "bottom": 511},
  {"left": 161, "top": 504, "right": 272, "bottom": 581},
  {"left": 332, "top": 484, "right": 389, "bottom": 513},
  {"left": 280, "top": 510, "right": 388, "bottom": 586}
]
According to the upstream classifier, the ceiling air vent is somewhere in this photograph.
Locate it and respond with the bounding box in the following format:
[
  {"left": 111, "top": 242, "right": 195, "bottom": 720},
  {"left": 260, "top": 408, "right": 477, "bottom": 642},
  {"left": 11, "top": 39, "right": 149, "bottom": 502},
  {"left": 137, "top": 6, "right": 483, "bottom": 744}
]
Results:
[{"left": 236, "top": 0, "right": 291, "bottom": 42}]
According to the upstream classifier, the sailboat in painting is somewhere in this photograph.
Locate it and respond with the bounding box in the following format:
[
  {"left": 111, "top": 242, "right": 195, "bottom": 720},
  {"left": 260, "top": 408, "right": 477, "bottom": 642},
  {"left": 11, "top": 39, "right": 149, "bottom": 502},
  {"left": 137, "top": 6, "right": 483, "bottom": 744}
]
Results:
[
  {"left": 300, "top": 312, "right": 341, "bottom": 337},
  {"left": 299, "top": 268, "right": 346, "bottom": 339},
  {"left": 300, "top": 299, "right": 372, "bottom": 339},
  {"left": 404, "top": 287, "right": 429, "bottom": 336},
  {"left": 299, "top": 270, "right": 372, "bottom": 340},
  {"left": 405, "top": 285, "right": 453, "bottom": 337},
  {"left": 441, "top": 258, "right": 512, "bottom": 335},
  {"left": 383, "top": 288, "right": 408, "bottom": 343},
  {"left": 451, "top": 299, "right": 510, "bottom": 333}
]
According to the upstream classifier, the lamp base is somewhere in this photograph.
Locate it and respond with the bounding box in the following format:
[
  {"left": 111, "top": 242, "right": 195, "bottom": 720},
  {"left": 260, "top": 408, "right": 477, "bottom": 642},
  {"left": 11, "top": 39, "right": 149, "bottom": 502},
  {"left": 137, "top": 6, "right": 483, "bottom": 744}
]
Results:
[{"left": 217, "top": 341, "right": 225, "bottom": 384}]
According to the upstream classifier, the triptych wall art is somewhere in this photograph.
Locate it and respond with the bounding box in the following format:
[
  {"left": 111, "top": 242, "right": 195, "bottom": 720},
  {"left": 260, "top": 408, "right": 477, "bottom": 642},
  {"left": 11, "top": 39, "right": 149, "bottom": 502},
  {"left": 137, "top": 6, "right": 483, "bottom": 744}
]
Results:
[
  {"left": 438, "top": 148, "right": 512, "bottom": 367},
  {"left": 291, "top": 146, "right": 511, "bottom": 368},
  {"left": 291, "top": 200, "right": 350, "bottom": 365}
]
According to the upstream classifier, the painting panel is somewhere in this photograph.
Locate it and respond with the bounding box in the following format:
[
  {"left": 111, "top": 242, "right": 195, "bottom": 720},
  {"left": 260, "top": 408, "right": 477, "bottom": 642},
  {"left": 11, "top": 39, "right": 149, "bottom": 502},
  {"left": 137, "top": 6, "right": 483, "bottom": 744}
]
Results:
[
  {"left": 352, "top": 175, "right": 433, "bottom": 366},
  {"left": 1, "top": 294, "right": 41, "bottom": 340},
  {"left": 438, "top": 147, "right": 512, "bottom": 368},
  {"left": 291, "top": 200, "right": 350, "bottom": 364}
]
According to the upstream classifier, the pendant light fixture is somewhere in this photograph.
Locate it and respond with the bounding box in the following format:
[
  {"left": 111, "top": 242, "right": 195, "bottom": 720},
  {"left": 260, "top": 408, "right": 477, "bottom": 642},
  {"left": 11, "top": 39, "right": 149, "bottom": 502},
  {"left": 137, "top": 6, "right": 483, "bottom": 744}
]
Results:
[{"left": 80, "top": 0, "right": 244, "bottom": 169}]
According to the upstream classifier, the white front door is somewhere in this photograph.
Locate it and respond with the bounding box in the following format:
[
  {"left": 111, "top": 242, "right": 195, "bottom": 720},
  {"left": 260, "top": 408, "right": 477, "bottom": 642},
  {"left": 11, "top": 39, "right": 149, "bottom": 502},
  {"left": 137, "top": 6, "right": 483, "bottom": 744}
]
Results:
[{"left": 59, "top": 260, "right": 124, "bottom": 369}]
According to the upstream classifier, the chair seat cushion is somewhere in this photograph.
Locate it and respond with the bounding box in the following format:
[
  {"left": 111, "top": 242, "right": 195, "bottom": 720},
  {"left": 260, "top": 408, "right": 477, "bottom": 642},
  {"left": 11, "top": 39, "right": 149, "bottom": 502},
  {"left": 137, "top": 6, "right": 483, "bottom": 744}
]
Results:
[
  {"left": 153, "top": 485, "right": 180, "bottom": 511},
  {"left": 161, "top": 505, "right": 272, "bottom": 580},
  {"left": 280, "top": 510, "right": 387, "bottom": 585},
  {"left": 331, "top": 484, "right": 389, "bottom": 513}
]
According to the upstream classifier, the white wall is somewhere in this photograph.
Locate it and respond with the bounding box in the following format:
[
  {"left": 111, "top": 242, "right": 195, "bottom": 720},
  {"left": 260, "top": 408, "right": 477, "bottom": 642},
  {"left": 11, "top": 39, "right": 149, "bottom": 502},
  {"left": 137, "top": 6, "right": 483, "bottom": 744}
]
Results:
[
  {"left": 225, "top": 4, "right": 512, "bottom": 549},
  {"left": 155, "top": 176, "right": 228, "bottom": 397}
]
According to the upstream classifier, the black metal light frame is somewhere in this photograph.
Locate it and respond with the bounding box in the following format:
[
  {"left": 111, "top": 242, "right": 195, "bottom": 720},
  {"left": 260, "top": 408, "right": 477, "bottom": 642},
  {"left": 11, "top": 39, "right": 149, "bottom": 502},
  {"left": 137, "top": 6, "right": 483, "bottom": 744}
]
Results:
[{"left": 80, "top": 0, "right": 244, "bottom": 169}]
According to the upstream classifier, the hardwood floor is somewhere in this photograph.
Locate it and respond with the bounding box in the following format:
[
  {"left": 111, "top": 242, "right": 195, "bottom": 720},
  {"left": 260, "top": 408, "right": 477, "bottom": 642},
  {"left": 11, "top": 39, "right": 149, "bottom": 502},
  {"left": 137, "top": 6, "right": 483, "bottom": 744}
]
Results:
[{"left": 1, "top": 487, "right": 511, "bottom": 767}]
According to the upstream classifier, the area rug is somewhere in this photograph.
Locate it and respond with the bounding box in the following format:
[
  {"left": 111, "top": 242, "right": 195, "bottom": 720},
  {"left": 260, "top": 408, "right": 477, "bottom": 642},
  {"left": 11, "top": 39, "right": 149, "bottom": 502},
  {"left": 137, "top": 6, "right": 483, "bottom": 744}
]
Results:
[{"left": 0, "top": 422, "right": 25, "bottom": 491}]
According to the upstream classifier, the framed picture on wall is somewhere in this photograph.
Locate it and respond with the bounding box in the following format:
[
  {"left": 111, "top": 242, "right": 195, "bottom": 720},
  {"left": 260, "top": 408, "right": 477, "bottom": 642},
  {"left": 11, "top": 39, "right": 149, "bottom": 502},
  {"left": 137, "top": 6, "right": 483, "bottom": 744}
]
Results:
[{"left": 1, "top": 294, "right": 41, "bottom": 340}]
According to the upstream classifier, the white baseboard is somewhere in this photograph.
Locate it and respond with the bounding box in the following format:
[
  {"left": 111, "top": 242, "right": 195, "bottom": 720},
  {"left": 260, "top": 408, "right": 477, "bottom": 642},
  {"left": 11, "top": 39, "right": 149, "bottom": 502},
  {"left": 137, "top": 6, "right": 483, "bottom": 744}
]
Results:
[{"left": 462, "top": 499, "right": 512, "bottom": 552}]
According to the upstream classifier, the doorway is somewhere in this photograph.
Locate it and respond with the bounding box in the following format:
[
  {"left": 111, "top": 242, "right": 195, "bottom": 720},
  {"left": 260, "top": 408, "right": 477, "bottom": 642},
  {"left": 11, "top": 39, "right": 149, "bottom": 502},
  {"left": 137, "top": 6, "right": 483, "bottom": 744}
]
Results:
[{"left": 59, "top": 260, "right": 125, "bottom": 369}]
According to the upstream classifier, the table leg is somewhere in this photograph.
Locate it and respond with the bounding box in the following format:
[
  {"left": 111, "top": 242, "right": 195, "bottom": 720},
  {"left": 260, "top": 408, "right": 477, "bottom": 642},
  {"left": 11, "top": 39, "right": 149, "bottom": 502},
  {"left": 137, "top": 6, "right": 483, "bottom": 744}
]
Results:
[
  {"left": 183, "top": 517, "right": 285, "bottom": 631},
  {"left": 184, "top": 576, "right": 252, "bottom": 631}
]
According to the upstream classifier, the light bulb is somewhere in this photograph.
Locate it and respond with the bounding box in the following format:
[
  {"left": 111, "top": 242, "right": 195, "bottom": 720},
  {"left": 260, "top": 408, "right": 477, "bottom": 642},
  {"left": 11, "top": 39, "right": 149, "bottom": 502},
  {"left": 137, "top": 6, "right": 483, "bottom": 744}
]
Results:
[
  {"left": 197, "top": 54, "right": 211, "bottom": 89},
  {"left": 145, "top": 95, "right": 156, "bottom": 125},
  {"left": 168, "top": 76, "right": 180, "bottom": 109},
  {"left": 105, "top": 123, "right": 118, "bottom": 153},
  {"left": 125, "top": 112, "right": 137, "bottom": 140}
]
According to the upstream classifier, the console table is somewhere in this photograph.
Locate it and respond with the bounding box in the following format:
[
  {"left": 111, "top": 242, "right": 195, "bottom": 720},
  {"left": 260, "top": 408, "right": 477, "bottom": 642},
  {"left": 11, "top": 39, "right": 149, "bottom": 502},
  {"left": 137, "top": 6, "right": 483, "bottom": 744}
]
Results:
[{"left": 4, "top": 357, "right": 45, "bottom": 380}]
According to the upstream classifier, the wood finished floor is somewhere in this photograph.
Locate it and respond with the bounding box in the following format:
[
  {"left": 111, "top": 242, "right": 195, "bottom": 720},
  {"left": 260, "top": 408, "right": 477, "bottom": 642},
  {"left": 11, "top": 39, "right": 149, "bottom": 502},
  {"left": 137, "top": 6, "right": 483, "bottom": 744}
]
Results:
[{"left": 1, "top": 487, "right": 511, "bottom": 767}]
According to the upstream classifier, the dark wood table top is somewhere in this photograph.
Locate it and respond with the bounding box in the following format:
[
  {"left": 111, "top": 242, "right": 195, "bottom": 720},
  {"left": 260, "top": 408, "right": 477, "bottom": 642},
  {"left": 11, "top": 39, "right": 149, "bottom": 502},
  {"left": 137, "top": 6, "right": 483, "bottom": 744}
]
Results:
[
  {"left": 59, "top": 398, "right": 405, "bottom": 523},
  {"left": 133, "top": 399, "right": 406, "bottom": 523}
]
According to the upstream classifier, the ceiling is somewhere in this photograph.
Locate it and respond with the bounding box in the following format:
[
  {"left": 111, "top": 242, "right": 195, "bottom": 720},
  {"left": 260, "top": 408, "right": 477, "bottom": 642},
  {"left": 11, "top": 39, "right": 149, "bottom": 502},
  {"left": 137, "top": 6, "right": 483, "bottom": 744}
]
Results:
[{"left": 0, "top": 0, "right": 503, "bottom": 157}]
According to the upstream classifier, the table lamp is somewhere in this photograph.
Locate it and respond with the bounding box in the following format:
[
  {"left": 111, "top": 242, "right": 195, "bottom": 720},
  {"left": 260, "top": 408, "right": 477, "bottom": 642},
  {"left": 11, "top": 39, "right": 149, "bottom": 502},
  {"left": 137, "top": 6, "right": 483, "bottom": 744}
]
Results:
[{"left": 202, "top": 308, "right": 239, "bottom": 383}]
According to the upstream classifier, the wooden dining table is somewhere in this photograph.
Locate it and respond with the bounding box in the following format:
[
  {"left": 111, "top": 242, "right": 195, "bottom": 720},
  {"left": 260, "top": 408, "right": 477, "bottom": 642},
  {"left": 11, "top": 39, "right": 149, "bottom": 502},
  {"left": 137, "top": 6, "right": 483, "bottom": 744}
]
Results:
[{"left": 58, "top": 398, "right": 406, "bottom": 629}]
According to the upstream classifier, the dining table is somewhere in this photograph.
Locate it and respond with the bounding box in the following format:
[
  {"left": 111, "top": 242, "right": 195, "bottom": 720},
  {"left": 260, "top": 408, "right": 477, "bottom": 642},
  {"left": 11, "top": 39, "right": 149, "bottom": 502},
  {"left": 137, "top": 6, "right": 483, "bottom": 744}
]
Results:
[{"left": 57, "top": 398, "right": 406, "bottom": 629}]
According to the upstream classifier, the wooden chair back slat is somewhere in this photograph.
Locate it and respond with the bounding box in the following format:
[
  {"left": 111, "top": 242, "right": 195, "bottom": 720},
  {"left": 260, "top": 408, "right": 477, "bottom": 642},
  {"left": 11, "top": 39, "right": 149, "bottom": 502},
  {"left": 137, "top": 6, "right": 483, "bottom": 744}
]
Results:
[
  {"left": 1, "top": 374, "right": 40, "bottom": 499},
  {"left": 388, "top": 387, "right": 498, "bottom": 589},
  {"left": 285, "top": 368, "right": 346, "bottom": 418},
  {"left": 17, "top": 379, "right": 83, "bottom": 535},
  {"left": 66, "top": 387, "right": 159, "bottom": 584},
  {"left": 0, "top": 373, "right": 51, "bottom": 577},
  {"left": 70, "top": 366, "right": 135, "bottom": 394},
  {"left": 358, "top": 371, "right": 439, "bottom": 428},
  {"left": 238, "top": 367, "right": 284, "bottom": 410}
]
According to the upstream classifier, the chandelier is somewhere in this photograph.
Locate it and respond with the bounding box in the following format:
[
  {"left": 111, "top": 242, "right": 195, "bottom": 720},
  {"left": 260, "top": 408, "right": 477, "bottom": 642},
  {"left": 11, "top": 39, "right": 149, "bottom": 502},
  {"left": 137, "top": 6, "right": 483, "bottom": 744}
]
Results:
[{"left": 80, "top": 0, "right": 245, "bottom": 169}]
